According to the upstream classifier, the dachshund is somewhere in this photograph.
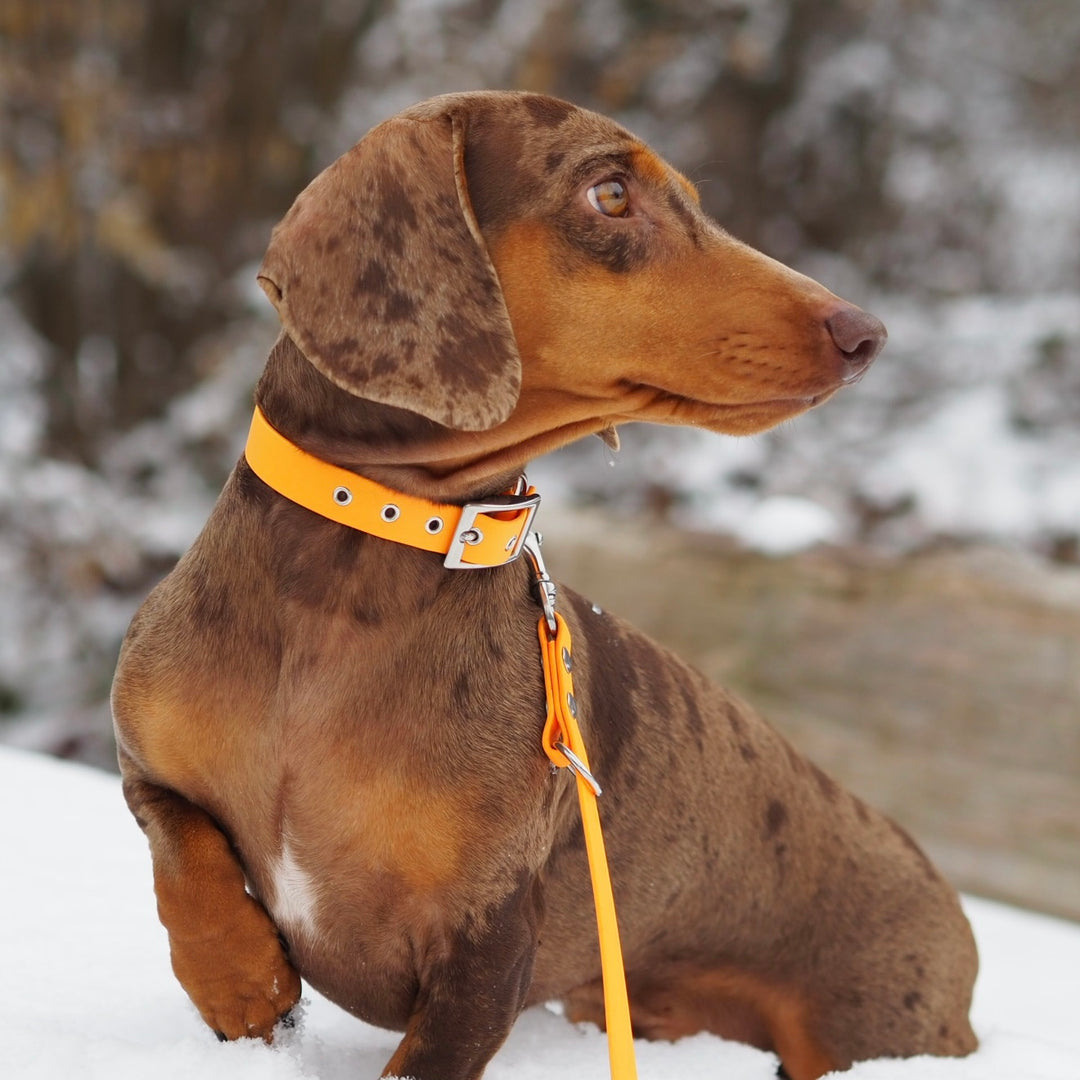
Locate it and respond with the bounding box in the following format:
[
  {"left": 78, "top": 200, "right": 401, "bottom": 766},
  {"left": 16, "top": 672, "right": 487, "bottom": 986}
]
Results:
[{"left": 112, "top": 91, "right": 978, "bottom": 1080}]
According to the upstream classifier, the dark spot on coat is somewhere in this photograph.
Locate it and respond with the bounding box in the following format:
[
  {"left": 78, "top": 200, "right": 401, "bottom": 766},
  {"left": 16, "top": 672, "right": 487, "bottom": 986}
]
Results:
[
  {"left": 434, "top": 242, "right": 465, "bottom": 267},
  {"left": 313, "top": 334, "right": 359, "bottom": 369},
  {"left": 523, "top": 95, "right": 575, "bottom": 127},
  {"left": 189, "top": 572, "right": 231, "bottom": 628},
  {"left": 546, "top": 150, "right": 566, "bottom": 172},
  {"left": 561, "top": 217, "right": 649, "bottom": 274},
  {"left": 431, "top": 320, "right": 509, "bottom": 401},
  {"left": 481, "top": 626, "right": 506, "bottom": 664},
  {"left": 350, "top": 599, "right": 382, "bottom": 626},
  {"left": 453, "top": 671, "right": 471, "bottom": 711},
  {"left": 676, "top": 680, "right": 705, "bottom": 742},
  {"left": 765, "top": 800, "right": 788, "bottom": 838},
  {"left": 663, "top": 189, "right": 704, "bottom": 246},
  {"left": 374, "top": 165, "right": 420, "bottom": 234},
  {"left": 726, "top": 704, "right": 758, "bottom": 762},
  {"left": 462, "top": 119, "right": 533, "bottom": 231},
  {"left": 384, "top": 290, "right": 418, "bottom": 321},
  {"left": 903, "top": 991, "right": 923, "bottom": 1011},
  {"left": 368, "top": 353, "right": 397, "bottom": 378}
]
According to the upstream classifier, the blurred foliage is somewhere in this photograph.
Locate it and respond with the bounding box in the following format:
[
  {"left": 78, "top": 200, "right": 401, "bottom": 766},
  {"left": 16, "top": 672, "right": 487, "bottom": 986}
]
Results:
[
  {"left": 1, "top": 0, "right": 378, "bottom": 462},
  {"left": 4, "top": 0, "right": 1079, "bottom": 459},
  {"left": 1, "top": 0, "right": 1079, "bottom": 763}
]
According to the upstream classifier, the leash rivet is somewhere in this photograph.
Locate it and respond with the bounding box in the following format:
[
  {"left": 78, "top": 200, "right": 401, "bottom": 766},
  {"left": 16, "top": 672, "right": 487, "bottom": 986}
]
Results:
[
  {"left": 332, "top": 486, "right": 353, "bottom": 506},
  {"left": 459, "top": 528, "right": 483, "bottom": 546},
  {"left": 566, "top": 692, "right": 578, "bottom": 719},
  {"left": 380, "top": 503, "right": 401, "bottom": 523},
  {"left": 425, "top": 516, "right": 444, "bottom": 534},
  {"left": 562, "top": 646, "right": 573, "bottom": 673}
]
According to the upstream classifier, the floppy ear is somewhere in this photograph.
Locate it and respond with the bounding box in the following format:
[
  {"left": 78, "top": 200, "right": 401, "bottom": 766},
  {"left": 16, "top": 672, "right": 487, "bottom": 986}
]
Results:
[{"left": 257, "top": 111, "right": 521, "bottom": 431}]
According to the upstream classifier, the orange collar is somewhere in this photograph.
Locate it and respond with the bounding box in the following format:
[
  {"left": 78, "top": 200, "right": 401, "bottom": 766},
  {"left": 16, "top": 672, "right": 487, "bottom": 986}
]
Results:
[{"left": 244, "top": 406, "right": 540, "bottom": 569}]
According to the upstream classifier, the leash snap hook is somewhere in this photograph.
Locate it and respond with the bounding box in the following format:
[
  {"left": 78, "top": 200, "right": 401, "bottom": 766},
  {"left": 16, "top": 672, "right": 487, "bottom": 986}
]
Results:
[{"left": 522, "top": 532, "right": 558, "bottom": 637}]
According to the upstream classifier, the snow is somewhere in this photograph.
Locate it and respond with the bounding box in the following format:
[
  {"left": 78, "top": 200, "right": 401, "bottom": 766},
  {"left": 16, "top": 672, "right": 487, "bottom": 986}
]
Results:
[{"left": 3, "top": 745, "right": 1078, "bottom": 1080}]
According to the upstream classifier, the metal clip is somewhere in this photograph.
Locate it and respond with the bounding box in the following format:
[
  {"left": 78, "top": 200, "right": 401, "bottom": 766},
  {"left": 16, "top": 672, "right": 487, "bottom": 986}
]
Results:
[{"left": 522, "top": 531, "right": 558, "bottom": 637}]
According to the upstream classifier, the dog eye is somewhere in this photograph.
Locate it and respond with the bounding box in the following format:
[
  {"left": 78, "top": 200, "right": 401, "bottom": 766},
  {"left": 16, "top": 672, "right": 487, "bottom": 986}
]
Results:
[{"left": 587, "top": 180, "right": 629, "bottom": 217}]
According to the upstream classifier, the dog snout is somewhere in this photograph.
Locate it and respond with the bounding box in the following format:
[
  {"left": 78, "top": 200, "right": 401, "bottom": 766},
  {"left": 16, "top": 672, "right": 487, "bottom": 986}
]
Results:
[{"left": 825, "top": 304, "right": 887, "bottom": 382}]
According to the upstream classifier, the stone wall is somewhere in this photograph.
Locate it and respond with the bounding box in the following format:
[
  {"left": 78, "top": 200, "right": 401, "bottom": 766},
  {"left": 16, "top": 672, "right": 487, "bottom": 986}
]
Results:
[{"left": 543, "top": 510, "right": 1080, "bottom": 921}]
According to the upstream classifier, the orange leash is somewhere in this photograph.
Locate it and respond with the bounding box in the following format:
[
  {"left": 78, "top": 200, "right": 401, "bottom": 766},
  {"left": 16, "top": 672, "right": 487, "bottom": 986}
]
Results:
[{"left": 526, "top": 539, "right": 638, "bottom": 1080}]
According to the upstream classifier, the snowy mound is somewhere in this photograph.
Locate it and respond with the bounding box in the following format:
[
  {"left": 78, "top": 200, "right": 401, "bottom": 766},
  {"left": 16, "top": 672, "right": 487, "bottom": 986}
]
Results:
[{"left": 2, "top": 746, "right": 1077, "bottom": 1080}]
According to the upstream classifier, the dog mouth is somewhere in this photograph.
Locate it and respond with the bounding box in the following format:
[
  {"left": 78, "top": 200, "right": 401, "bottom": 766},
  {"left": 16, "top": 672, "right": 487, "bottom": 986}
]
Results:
[{"left": 623, "top": 383, "right": 838, "bottom": 431}]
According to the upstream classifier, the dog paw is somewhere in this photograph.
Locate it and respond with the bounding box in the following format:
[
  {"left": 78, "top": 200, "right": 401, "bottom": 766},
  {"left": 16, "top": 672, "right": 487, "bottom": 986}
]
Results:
[
  {"left": 168, "top": 896, "right": 302, "bottom": 1042},
  {"left": 197, "top": 965, "right": 302, "bottom": 1043}
]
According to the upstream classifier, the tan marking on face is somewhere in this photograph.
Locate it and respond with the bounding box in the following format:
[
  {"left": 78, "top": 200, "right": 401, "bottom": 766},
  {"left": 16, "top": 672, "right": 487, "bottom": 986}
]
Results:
[
  {"left": 628, "top": 145, "right": 671, "bottom": 185},
  {"left": 487, "top": 217, "right": 850, "bottom": 429},
  {"left": 407, "top": 207, "right": 853, "bottom": 488},
  {"left": 676, "top": 171, "right": 701, "bottom": 204},
  {"left": 627, "top": 145, "right": 700, "bottom": 204}
]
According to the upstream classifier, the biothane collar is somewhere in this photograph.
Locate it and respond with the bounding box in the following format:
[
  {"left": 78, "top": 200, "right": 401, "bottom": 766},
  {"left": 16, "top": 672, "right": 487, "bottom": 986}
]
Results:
[{"left": 244, "top": 406, "right": 540, "bottom": 569}]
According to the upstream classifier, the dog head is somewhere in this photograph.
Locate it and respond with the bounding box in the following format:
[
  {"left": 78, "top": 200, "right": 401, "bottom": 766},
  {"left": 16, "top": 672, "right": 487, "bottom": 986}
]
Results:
[{"left": 258, "top": 92, "right": 885, "bottom": 475}]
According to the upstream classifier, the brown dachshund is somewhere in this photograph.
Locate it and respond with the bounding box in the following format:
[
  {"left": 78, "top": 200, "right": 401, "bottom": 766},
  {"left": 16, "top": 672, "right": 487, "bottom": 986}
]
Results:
[{"left": 112, "top": 91, "right": 978, "bottom": 1080}]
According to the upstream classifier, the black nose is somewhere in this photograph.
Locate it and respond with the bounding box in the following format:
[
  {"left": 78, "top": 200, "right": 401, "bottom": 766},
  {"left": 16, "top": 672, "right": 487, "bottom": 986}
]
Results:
[{"left": 826, "top": 305, "right": 887, "bottom": 381}]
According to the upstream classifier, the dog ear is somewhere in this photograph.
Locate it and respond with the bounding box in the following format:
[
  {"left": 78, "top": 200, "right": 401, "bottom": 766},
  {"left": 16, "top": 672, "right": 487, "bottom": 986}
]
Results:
[{"left": 257, "top": 112, "right": 521, "bottom": 431}]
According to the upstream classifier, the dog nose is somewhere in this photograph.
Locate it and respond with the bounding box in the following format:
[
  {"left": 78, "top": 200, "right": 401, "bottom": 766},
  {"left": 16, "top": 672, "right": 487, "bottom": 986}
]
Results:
[{"left": 826, "top": 304, "right": 887, "bottom": 381}]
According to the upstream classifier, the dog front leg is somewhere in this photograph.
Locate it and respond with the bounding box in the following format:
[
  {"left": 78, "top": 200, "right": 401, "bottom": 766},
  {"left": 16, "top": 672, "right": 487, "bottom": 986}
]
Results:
[
  {"left": 121, "top": 765, "right": 301, "bottom": 1041},
  {"left": 382, "top": 876, "right": 543, "bottom": 1080}
]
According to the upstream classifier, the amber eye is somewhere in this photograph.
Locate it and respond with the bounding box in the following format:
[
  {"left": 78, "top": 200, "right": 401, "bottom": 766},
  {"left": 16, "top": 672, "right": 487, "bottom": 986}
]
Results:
[{"left": 587, "top": 179, "right": 629, "bottom": 217}]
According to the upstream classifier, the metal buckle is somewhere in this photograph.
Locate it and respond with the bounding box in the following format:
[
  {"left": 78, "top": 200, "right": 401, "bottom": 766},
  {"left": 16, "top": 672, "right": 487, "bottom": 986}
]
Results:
[{"left": 443, "top": 491, "right": 541, "bottom": 569}]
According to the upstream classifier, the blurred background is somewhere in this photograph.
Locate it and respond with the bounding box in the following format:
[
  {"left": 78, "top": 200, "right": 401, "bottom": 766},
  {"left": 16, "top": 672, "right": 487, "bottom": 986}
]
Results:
[{"left": 1, "top": 0, "right": 1078, "bottom": 918}]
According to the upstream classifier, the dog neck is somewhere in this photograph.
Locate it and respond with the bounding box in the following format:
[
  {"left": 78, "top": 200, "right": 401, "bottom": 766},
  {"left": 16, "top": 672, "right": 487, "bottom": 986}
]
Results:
[
  {"left": 253, "top": 333, "right": 532, "bottom": 501},
  {"left": 253, "top": 333, "right": 621, "bottom": 501}
]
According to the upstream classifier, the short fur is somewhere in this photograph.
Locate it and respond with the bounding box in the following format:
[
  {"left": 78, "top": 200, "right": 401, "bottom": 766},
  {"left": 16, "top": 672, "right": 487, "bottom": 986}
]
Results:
[{"left": 112, "top": 91, "right": 977, "bottom": 1080}]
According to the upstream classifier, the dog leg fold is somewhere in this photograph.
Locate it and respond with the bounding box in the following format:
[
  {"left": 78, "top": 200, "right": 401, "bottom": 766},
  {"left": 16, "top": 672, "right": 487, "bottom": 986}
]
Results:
[
  {"left": 121, "top": 770, "right": 301, "bottom": 1041},
  {"left": 381, "top": 876, "right": 543, "bottom": 1080}
]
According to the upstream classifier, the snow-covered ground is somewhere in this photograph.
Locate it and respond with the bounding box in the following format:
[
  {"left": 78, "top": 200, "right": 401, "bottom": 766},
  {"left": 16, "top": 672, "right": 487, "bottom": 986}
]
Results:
[{"left": 2, "top": 745, "right": 1077, "bottom": 1080}]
